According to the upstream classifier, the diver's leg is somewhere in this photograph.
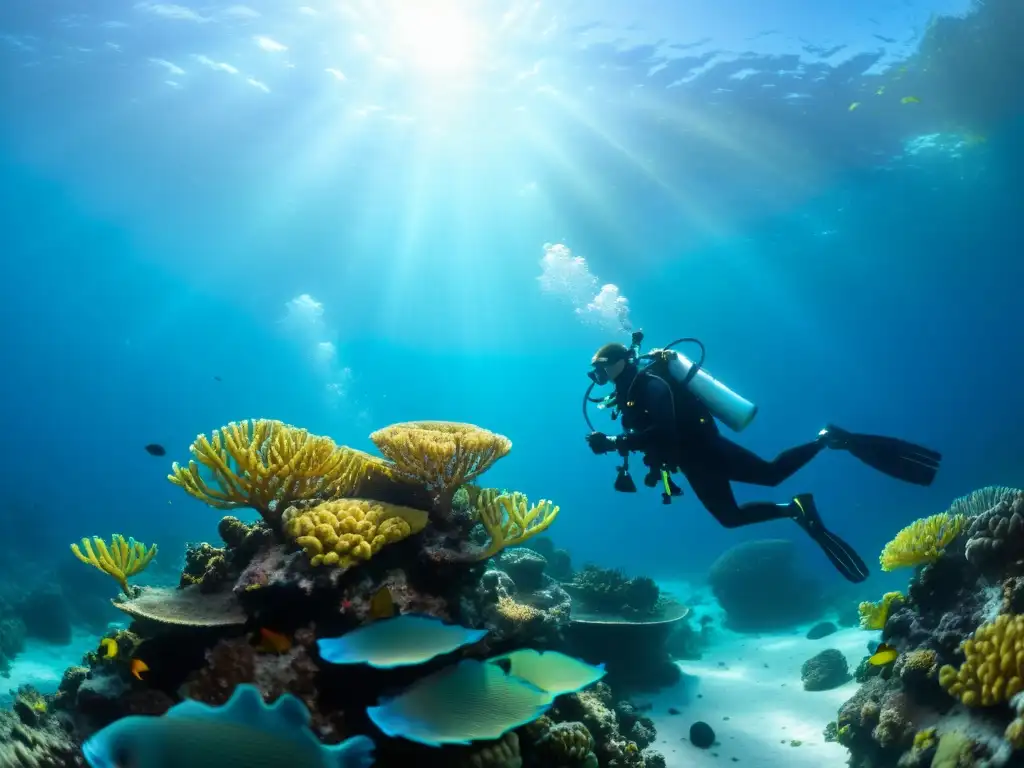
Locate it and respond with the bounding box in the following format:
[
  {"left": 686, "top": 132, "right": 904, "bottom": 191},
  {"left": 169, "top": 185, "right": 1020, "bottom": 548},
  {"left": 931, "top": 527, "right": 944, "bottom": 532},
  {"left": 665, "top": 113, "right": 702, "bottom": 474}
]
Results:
[
  {"left": 709, "top": 434, "right": 824, "bottom": 487},
  {"left": 685, "top": 470, "right": 869, "bottom": 582},
  {"left": 684, "top": 469, "right": 794, "bottom": 528}
]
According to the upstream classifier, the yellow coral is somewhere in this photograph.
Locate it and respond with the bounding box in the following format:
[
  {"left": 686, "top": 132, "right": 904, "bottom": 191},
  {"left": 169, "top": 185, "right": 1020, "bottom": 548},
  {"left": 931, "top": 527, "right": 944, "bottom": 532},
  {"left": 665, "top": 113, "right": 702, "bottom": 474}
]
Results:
[
  {"left": 939, "top": 614, "right": 1024, "bottom": 706},
  {"left": 858, "top": 591, "right": 904, "bottom": 630},
  {"left": 71, "top": 535, "right": 157, "bottom": 594},
  {"left": 496, "top": 595, "right": 542, "bottom": 624},
  {"left": 476, "top": 491, "right": 559, "bottom": 560},
  {"left": 168, "top": 419, "right": 365, "bottom": 521},
  {"left": 281, "top": 499, "right": 429, "bottom": 568},
  {"left": 880, "top": 512, "right": 965, "bottom": 571},
  {"left": 912, "top": 727, "right": 936, "bottom": 751},
  {"left": 369, "top": 421, "right": 511, "bottom": 515}
]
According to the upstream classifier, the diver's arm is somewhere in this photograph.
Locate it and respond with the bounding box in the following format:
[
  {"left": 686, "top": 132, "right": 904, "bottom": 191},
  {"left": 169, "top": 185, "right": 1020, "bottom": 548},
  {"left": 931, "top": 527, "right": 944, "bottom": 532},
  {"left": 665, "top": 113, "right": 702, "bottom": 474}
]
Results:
[{"left": 615, "top": 377, "right": 676, "bottom": 452}]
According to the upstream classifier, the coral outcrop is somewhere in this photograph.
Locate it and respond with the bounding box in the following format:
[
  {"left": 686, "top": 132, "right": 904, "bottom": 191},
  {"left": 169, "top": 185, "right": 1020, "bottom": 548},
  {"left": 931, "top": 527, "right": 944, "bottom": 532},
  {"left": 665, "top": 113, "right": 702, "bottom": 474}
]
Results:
[
  {"left": 830, "top": 487, "right": 1024, "bottom": 767},
  {"left": 708, "top": 539, "right": 824, "bottom": 630},
  {"left": 3, "top": 415, "right": 677, "bottom": 768}
]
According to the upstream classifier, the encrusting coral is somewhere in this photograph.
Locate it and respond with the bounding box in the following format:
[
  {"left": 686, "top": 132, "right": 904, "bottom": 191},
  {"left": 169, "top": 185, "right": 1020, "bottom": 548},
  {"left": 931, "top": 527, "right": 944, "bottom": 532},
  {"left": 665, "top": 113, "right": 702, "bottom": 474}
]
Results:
[
  {"left": 281, "top": 499, "right": 430, "bottom": 568},
  {"left": 70, "top": 534, "right": 157, "bottom": 594},
  {"left": 475, "top": 491, "right": 560, "bottom": 560},
  {"left": 879, "top": 511, "right": 965, "bottom": 571},
  {"left": 168, "top": 419, "right": 370, "bottom": 523},
  {"left": 370, "top": 421, "right": 512, "bottom": 519}
]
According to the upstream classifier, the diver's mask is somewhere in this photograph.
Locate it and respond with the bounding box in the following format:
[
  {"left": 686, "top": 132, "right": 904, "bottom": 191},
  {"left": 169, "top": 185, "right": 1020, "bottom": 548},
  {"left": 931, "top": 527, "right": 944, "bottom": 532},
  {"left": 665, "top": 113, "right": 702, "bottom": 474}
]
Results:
[{"left": 587, "top": 364, "right": 610, "bottom": 386}]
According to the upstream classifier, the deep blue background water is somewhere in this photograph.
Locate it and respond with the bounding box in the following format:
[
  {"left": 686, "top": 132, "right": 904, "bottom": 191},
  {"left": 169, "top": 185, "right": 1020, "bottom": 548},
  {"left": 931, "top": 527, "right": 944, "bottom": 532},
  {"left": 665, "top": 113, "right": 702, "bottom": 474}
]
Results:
[{"left": 1, "top": 0, "right": 1021, "bottom": 601}]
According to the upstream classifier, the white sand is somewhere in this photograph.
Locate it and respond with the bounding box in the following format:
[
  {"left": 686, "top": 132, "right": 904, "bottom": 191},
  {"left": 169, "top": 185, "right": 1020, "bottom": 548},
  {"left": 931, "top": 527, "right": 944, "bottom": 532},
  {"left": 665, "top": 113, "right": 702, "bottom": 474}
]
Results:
[
  {"left": 647, "top": 582, "right": 869, "bottom": 768},
  {"left": 1, "top": 631, "right": 98, "bottom": 707}
]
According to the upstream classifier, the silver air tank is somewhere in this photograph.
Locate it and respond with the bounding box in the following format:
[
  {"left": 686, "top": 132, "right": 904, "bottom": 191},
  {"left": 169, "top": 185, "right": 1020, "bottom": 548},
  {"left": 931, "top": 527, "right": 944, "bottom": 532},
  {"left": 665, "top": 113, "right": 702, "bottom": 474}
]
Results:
[{"left": 665, "top": 350, "right": 758, "bottom": 432}]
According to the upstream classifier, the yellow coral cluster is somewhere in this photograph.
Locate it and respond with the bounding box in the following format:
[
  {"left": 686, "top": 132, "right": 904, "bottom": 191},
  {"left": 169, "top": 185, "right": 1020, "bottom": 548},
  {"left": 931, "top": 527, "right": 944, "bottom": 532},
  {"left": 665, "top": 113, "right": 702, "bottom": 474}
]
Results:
[
  {"left": 282, "top": 499, "right": 429, "bottom": 568},
  {"left": 168, "top": 419, "right": 366, "bottom": 520},
  {"left": 71, "top": 535, "right": 157, "bottom": 594},
  {"left": 370, "top": 421, "right": 511, "bottom": 513},
  {"left": 880, "top": 512, "right": 965, "bottom": 571},
  {"left": 496, "top": 595, "right": 542, "bottom": 624},
  {"left": 476, "top": 491, "right": 560, "bottom": 560},
  {"left": 939, "top": 614, "right": 1024, "bottom": 706},
  {"left": 858, "top": 591, "right": 903, "bottom": 630}
]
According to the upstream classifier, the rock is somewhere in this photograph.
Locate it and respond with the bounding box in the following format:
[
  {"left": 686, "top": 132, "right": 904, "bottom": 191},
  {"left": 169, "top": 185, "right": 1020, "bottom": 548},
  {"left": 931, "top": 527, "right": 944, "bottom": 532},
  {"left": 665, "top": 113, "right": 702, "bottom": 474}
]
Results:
[
  {"left": 806, "top": 621, "right": 838, "bottom": 640},
  {"left": 689, "top": 720, "right": 716, "bottom": 748},
  {"left": 801, "top": 649, "right": 851, "bottom": 691},
  {"left": 499, "top": 548, "right": 547, "bottom": 592},
  {"left": 708, "top": 539, "right": 824, "bottom": 631}
]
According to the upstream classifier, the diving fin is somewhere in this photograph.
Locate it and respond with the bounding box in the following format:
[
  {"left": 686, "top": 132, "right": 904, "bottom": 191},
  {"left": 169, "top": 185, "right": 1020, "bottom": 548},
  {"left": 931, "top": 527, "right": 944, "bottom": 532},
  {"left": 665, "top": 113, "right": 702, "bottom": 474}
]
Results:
[
  {"left": 821, "top": 425, "right": 941, "bottom": 487},
  {"left": 791, "top": 493, "right": 870, "bottom": 583}
]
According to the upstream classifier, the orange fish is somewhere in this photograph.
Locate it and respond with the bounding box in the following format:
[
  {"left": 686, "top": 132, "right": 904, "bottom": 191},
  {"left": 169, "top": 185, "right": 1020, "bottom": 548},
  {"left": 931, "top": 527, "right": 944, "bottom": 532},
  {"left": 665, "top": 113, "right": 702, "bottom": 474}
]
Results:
[
  {"left": 256, "top": 628, "right": 292, "bottom": 654},
  {"left": 131, "top": 659, "right": 149, "bottom": 680}
]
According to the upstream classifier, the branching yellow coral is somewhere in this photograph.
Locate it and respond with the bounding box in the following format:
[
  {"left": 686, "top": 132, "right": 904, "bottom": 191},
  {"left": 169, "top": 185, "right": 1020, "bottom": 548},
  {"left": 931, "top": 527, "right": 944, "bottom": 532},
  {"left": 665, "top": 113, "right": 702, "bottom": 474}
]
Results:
[
  {"left": 369, "top": 421, "right": 512, "bottom": 517},
  {"left": 879, "top": 512, "right": 965, "bottom": 570},
  {"left": 858, "top": 591, "right": 904, "bottom": 630},
  {"left": 476, "top": 491, "right": 559, "bottom": 560},
  {"left": 71, "top": 535, "right": 157, "bottom": 594},
  {"left": 939, "top": 614, "right": 1024, "bottom": 706},
  {"left": 168, "top": 419, "right": 364, "bottom": 522},
  {"left": 281, "top": 499, "right": 429, "bottom": 568}
]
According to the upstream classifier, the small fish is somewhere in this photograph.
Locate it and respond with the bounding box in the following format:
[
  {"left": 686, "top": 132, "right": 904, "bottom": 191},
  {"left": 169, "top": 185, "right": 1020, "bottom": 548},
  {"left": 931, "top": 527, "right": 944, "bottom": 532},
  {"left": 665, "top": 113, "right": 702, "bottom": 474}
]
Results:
[
  {"left": 876, "top": 86, "right": 885, "bottom": 95},
  {"left": 256, "top": 628, "right": 292, "bottom": 654},
  {"left": 848, "top": 102, "right": 861, "bottom": 111},
  {"left": 369, "top": 586, "right": 396, "bottom": 621},
  {"left": 131, "top": 658, "right": 150, "bottom": 680},
  {"left": 144, "top": 443, "right": 166, "bottom": 457},
  {"left": 901, "top": 96, "right": 920, "bottom": 104},
  {"left": 100, "top": 638, "right": 118, "bottom": 659},
  {"left": 213, "top": 375, "right": 222, "bottom": 382},
  {"left": 868, "top": 643, "right": 898, "bottom": 666},
  {"left": 81, "top": 684, "right": 376, "bottom": 768}
]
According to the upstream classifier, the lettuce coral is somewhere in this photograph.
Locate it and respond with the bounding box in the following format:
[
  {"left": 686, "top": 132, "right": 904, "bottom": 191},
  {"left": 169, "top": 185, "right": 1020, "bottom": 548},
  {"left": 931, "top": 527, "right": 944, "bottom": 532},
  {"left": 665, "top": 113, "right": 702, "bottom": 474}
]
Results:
[
  {"left": 879, "top": 512, "right": 965, "bottom": 571},
  {"left": 70, "top": 534, "right": 157, "bottom": 594},
  {"left": 858, "top": 591, "right": 903, "bottom": 630},
  {"left": 168, "top": 419, "right": 368, "bottom": 523},
  {"left": 938, "top": 613, "right": 1024, "bottom": 706},
  {"left": 282, "top": 499, "right": 429, "bottom": 568}
]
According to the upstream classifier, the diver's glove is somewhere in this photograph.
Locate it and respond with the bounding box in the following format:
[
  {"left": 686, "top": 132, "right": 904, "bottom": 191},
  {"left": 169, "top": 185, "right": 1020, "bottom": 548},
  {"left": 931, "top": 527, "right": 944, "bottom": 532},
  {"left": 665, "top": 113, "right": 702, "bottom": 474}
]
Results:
[{"left": 586, "top": 432, "right": 617, "bottom": 455}]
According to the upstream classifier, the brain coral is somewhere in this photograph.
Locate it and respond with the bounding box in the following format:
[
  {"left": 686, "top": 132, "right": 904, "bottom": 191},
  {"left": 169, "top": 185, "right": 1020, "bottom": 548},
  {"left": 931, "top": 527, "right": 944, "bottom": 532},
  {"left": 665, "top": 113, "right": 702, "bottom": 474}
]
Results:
[{"left": 282, "top": 499, "right": 429, "bottom": 568}]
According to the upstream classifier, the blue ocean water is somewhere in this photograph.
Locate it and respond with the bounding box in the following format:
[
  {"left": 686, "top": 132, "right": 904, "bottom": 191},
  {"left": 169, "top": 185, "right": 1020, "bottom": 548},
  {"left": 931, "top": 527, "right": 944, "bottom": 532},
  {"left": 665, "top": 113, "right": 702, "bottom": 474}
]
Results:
[{"left": 0, "top": 0, "right": 1021, "bottom": 637}]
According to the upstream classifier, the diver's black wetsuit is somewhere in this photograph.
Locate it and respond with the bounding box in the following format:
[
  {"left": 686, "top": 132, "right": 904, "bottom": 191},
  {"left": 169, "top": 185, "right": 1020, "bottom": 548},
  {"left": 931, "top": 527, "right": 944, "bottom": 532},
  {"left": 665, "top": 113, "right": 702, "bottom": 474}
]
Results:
[{"left": 614, "top": 365, "right": 823, "bottom": 527}]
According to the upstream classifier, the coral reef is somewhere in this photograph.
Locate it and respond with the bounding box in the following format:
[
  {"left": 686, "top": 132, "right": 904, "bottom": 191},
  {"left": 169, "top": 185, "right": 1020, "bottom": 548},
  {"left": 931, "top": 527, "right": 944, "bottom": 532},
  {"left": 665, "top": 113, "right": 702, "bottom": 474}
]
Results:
[
  {"left": 708, "top": 539, "right": 824, "bottom": 631},
  {"left": 569, "top": 566, "right": 661, "bottom": 619},
  {"left": 3, "top": 416, "right": 681, "bottom": 768},
  {"left": 0, "top": 687, "right": 80, "bottom": 768},
  {"left": 831, "top": 487, "right": 1024, "bottom": 768}
]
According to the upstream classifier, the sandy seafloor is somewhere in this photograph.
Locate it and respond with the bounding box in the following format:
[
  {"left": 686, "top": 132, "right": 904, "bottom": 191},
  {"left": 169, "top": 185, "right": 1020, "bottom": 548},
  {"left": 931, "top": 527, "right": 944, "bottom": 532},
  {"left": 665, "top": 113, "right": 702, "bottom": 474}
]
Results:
[
  {"left": 652, "top": 580, "right": 867, "bottom": 768},
  {"left": 1, "top": 630, "right": 102, "bottom": 708}
]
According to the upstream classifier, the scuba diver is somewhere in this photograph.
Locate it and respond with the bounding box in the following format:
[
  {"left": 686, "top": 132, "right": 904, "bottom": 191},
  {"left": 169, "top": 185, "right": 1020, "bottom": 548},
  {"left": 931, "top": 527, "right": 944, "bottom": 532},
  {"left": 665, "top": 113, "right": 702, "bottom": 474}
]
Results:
[{"left": 583, "top": 331, "right": 942, "bottom": 584}]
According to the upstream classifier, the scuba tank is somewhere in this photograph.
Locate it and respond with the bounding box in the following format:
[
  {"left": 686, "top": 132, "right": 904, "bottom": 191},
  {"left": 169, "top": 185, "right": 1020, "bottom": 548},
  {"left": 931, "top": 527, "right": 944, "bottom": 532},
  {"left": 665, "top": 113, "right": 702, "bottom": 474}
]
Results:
[{"left": 657, "top": 347, "right": 758, "bottom": 432}]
